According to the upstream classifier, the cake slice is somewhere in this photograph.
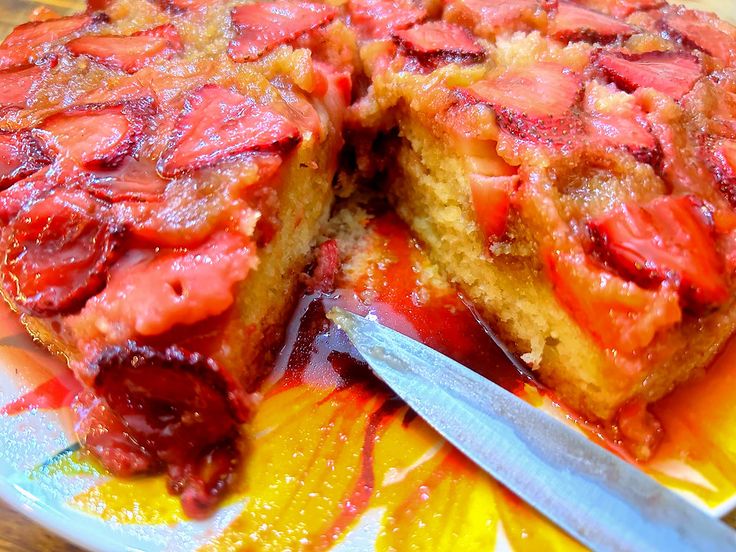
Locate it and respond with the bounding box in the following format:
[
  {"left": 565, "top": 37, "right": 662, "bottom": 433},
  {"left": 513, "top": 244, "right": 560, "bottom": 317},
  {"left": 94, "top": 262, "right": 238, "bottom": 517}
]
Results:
[
  {"left": 348, "top": 1, "right": 736, "bottom": 432},
  {"left": 0, "top": 0, "right": 355, "bottom": 516}
]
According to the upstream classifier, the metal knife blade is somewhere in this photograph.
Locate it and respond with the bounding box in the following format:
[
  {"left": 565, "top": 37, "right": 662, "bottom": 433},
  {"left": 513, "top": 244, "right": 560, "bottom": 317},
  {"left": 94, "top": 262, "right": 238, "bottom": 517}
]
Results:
[{"left": 327, "top": 307, "right": 736, "bottom": 552}]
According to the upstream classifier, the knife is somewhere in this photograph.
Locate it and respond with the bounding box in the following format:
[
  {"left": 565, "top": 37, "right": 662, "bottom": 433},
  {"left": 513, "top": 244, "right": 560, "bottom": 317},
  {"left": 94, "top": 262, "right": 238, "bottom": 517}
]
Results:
[{"left": 327, "top": 307, "right": 736, "bottom": 552}]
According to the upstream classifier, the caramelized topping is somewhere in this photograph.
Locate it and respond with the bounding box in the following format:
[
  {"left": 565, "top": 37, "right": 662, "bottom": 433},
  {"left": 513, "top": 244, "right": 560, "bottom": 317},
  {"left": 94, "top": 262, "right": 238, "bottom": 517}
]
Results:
[
  {"left": 228, "top": 1, "right": 338, "bottom": 62},
  {"left": 443, "top": 0, "right": 551, "bottom": 38},
  {"left": 593, "top": 50, "right": 702, "bottom": 100},
  {"left": 550, "top": 2, "right": 635, "bottom": 44},
  {"left": 66, "top": 24, "right": 184, "bottom": 74},
  {"left": 1, "top": 190, "right": 123, "bottom": 317},
  {"left": 588, "top": 196, "right": 728, "bottom": 309},
  {"left": 159, "top": 85, "right": 301, "bottom": 176}
]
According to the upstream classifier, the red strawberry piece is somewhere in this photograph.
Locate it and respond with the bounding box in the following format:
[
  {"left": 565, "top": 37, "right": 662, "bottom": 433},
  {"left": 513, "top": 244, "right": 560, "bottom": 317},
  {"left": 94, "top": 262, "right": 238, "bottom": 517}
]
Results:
[
  {"left": 550, "top": 2, "right": 635, "bottom": 44},
  {"left": 92, "top": 343, "right": 249, "bottom": 518},
  {"left": 348, "top": 0, "right": 426, "bottom": 39},
  {"left": 469, "top": 174, "right": 517, "bottom": 243},
  {"left": 36, "top": 99, "right": 153, "bottom": 170},
  {"left": 74, "top": 231, "right": 257, "bottom": 339},
  {"left": 443, "top": 0, "right": 550, "bottom": 38},
  {"left": 304, "top": 239, "right": 340, "bottom": 293},
  {"left": 0, "top": 64, "right": 45, "bottom": 111},
  {"left": 0, "top": 168, "right": 59, "bottom": 225},
  {"left": 464, "top": 62, "right": 584, "bottom": 146},
  {"left": 0, "top": 14, "right": 96, "bottom": 70},
  {"left": 392, "top": 21, "right": 485, "bottom": 67},
  {"left": 567, "top": 0, "right": 663, "bottom": 19},
  {"left": 660, "top": 8, "right": 736, "bottom": 66},
  {"left": 545, "top": 248, "right": 681, "bottom": 353},
  {"left": 705, "top": 138, "right": 736, "bottom": 207},
  {"left": 73, "top": 390, "right": 158, "bottom": 477},
  {"left": 585, "top": 112, "right": 659, "bottom": 165},
  {"left": 158, "top": 84, "right": 301, "bottom": 177},
  {"left": 67, "top": 24, "right": 183, "bottom": 74},
  {"left": 588, "top": 195, "right": 728, "bottom": 309},
  {"left": 0, "top": 130, "right": 51, "bottom": 188},
  {"left": 228, "top": 1, "right": 338, "bottom": 62},
  {"left": 1, "top": 189, "right": 123, "bottom": 317},
  {"left": 87, "top": 158, "right": 168, "bottom": 202},
  {"left": 593, "top": 50, "right": 701, "bottom": 101}
]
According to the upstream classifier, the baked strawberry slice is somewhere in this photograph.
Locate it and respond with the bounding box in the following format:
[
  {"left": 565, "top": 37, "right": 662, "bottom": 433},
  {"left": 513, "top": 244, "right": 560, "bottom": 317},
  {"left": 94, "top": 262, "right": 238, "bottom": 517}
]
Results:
[
  {"left": 546, "top": 249, "right": 681, "bottom": 354},
  {"left": 588, "top": 196, "right": 728, "bottom": 309},
  {"left": 0, "top": 189, "right": 123, "bottom": 317},
  {"left": 35, "top": 99, "right": 152, "bottom": 170},
  {"left": 0, "top": 64, "right": 45, "bottom": 111},
  {"left": 158, "top": 84, "right": 301, "bottom": 177},
  {"left": 573, "top": 0, "right": 664, "bottom": 18},
  {"left": 593, "top": 50, "right": 701, "bottom": 101},
  {"left": 228, "top": 1, "right": 338, "bottom": 62},
  {"left": 443, "top": 0, "right": 550, "bottom": 38},
  {"left": 87, "top": 158, "right": 169, "bottom": 202},
  {"left": 550, "top": 2, "right": 635, "bottom": 44},
  {"left": 348, "top": 0, "right": 426, "bottom": 39},
  {"left": 0, "top": 130, "right": 51, "bottom": 188},
  {"left": 469, "top": 174, "right": 517, "bottom": 243},
  {"left": 0, "top": 14, "right": 96, "bottom": 70},
  {"left": 392, "top": 21, "right": 484, "bottom": 66},
  {"left": 91, "top": 343, "right": 249, "bottom": 519},
  {"left": 67, "top": 24, "right": 184, "bottom": 74},
  {"left": 705, "top": 139, "right": 736, "bottom": 207},
  {"left": 585, "top": 112, "right": 659, "bottom": 165},
  {"left": 464, "top": 62, "right": 584, "bottom": 146},
  {"left": 661, "top": 7, "right": 736, "bottom": 66}
]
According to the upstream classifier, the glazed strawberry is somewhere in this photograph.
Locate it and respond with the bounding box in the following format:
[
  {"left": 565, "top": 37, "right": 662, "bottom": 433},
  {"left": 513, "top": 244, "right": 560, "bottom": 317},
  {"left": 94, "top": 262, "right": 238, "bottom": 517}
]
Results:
[
  {"left": 572, "top": 0, "right": 664, "bottom": 18},
  {"left": 72, "top": 231, "right": 257, "bottom": 341},
  {"left": 36, "top": 99, "right": 153, "bottom": 170},
  {"left": 228, "top": 1, "right": 338, "bottom": 62},
  {"left": 550, "top": 2, "right": 634, "bottom": 44},
  {"left": 158, "top": 85, "right": 301, "bottom": 177},
  {"left": 593, "top": 50, "right": 701, "bottom": 101},
  {"left": 443, "top": 0, "right": 551, "bottom": 38},
  {"left": 705, "top": 139, "right": 736, "bottom": 207},
  {"left": 0, "top": 14, "right": 96, "bottom": 70},
  {"left": 348, "top": 0, "right": 426, "bottom": 39},
  {"left": 546, "top": 249, "right": 681, "bottom": 353},
  {"left": 67, "top": 24, "right": 184, "bottom": 74},
  {"left": 92, "top": 343, "right": 249, "bottom": 519},
  {"left": 0, "top": 130, "right": 51, "bottom": 188},
  {"left": 465, "top": 62, "right": 584, "bottom": 146},
  {"left": 661, "top": 8, "right": 736, "bottom": 66},
  {"left": 392, "top": 21, "right": 484, "bottom": 67},
  {"left": 469, "top": 174, "right": 517, "bottom": 243},
  {"left": 588, "top": 196, "right": 728, "bottom": 309},
  {"left": 87, "top": 158, "right": 168, "bottom": 202},
  {"left": 585, "top": 112, "right": 659, "bottom": 165},
  {"left": 0, "top": 64, "right": 45, "bottom": 112},
  {"left": 0, "top": 168, "right": 59, "bottom": 224},
  {"left": 1, "top": 189, "right": 123, "bottom": 317}
]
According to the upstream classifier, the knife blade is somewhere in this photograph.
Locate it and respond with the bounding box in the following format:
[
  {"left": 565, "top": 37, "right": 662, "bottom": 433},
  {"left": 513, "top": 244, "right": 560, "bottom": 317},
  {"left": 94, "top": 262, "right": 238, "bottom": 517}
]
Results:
[{"left": 327, "top": 307, "right": 736, "bottom": 552}]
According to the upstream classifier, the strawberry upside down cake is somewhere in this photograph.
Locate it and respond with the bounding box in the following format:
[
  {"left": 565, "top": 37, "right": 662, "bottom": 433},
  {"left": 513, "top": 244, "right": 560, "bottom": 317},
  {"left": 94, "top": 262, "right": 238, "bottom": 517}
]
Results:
[{"left": 1, "top": 0, "right": 736, "bottom": 516}]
